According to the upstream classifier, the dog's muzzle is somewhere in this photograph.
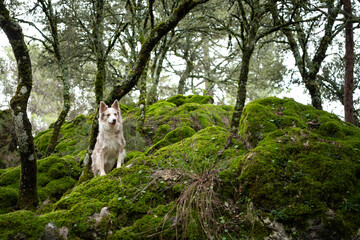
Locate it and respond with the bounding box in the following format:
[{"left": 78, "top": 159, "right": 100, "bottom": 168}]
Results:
[{"left": 109, "top": 119, "right": 117, "bottom": 125}]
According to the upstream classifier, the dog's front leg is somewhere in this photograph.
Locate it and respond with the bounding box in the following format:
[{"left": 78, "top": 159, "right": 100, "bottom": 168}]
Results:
[
  {"left": 116, "top": 147, "right": 126, "bottom": 168},
  {"left": 99, "top": 149, "right": 107, "bottom": 176}
]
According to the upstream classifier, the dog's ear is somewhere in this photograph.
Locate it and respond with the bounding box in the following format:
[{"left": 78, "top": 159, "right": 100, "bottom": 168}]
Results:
[
  {"left": 111, "top": 100, "right": 120, "bottom": 112},
  {"left": 99, "top": 101, "right": 108, "bottom": 113}
]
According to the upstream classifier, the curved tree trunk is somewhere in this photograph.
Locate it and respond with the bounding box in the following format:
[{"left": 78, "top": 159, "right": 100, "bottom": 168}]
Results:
[
  {"left": 0, "top": 1, "right": 38, "bottom": 210},
  {"left": 80, "top": 0, "right": 209, "bottom": 183},
  {"left": 107, "top": 0, "right": 209, "bottom": 103}
]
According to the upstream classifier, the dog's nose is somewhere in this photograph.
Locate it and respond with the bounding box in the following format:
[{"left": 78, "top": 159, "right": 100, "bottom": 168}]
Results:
[{"left": 111, "top": 119, "right": 116, "bottom": 124}]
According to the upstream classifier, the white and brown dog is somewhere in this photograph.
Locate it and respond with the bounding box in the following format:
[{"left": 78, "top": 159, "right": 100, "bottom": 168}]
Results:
[{"left": 92, "top": 100, "right": 126, "bottom": 176}]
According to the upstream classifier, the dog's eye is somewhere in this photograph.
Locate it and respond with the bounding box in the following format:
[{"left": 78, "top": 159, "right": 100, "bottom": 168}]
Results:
[
  {"left": 107, "top": 114, "right": 110, "bottom": 117},
  {"left": 114, "top": 113, "right": 117, "bottom": 116}
]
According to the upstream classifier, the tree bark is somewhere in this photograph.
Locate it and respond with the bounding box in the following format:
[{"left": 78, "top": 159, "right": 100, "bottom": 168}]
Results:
[
  {"left": 0, "top": 1, "right": 38, "bottom": 210},
  {"left": 79, "top": 0, "right": 108, "bottom": 182},
  {"left": 107, "top": 0, "right": 209, "bottom": 103},
  {"left": 137, "top": 64, "right": 149, "bottom": 134},
  {"left": 342, "top": 0, "right": 354, "bottom": 124},
  {"left": 93, "top": 0, "right": 106, "bottom": 104},
  {"left": 203, "top": 37, "right": 214, "bottom": 96},
  {"left": 230, "top": 46, "right": 255, "bottom": 134}
]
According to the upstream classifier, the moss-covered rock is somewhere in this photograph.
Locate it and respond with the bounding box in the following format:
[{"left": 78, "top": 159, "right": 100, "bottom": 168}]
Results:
[
  {"left": 147, "top": 126, "right": 196, "bottom": 154},
  {"left": 238, "top": 97, "right": 360, "bottom": 237},
  {"left": 1, "top": 96, "right": 360, "bottom": 239},
  {"left": 167, "top": 94, "right": 214, "bottom": 106},
  {"left": 0, "top": 187, "right": 18, "bottom": 214},
  {"left": 135, "top": 96, "right": 232, "bottom": 146},
  {"left": 0, "top": 154, "right": 82, "bottom": 214}
]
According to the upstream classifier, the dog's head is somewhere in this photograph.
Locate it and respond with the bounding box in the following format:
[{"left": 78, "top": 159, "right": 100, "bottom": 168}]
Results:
[{"left": 99, "top": 100, "right": 122, "bottom": 127}]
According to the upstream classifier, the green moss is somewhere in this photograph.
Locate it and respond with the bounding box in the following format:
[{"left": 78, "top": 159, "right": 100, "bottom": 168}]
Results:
[
  {"left": 0, "top": 166, "right": 20, "bottom": 188},
  {"left": 1, "top": 96, "right": 360, "bottom": 239},
  {"left": 167, "top": 94, "right": 214, "bottom": 106},
  {"left": 38, "top": 177, "right": 76, "bottom": 201},
  {"left": 0, "top": 154, "right": 81, "bottom": 214},
  {"left": 0, "top": 187, "right": 18, "bottom": 214},
  {"left": 145, "top": 101, "right": 177, "bottom": 116},
  {"left": 187, "top": 94, "right": 214, "bottom": 104},
  {"left": 147, "top": 126, "right": 196, "bottom": 154},
  {"left": 153, "top": 124, "right": 170, "bottom": 144},
  {"left": 0, "top": 210, "right": 43, "bottom": 240},
  {"left": 166, "top": 94, "right": 187, "bottom": 106},
  {"left": 239, "top": 127, "right": 360, "bottom": 228},
  {"left": 137, "top": 96, "right": 232, "bottom": 147},
  {"left": 125, "top": 151, "right": 145, "bottom": 162},
  {"left": 112, "top": 203, "right": 175, "bottom": 239},
  {"left": 318, "top": 121, "right": 346, "bottom": 138}
]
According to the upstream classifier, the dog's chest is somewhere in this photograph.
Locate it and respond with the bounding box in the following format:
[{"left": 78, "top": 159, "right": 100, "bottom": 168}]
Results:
[{"left": 100, "top": 131, "right": 122, "bottom": 155}]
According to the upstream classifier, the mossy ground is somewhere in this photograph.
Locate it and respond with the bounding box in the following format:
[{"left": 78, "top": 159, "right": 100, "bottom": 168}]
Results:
[{"left": 0, "top": 96, "right": 360, "bottom": 239}]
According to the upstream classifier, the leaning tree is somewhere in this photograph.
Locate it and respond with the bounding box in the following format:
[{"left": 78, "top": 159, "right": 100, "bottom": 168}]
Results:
[{"left": 0, "top": 0, "right": 38, "bottom": 210}]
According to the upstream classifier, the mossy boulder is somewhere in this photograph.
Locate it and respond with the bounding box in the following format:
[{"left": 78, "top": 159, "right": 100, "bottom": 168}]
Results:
[
  {"left": 0, "top": 126, "right": 245, "bottom": 239},
  {"left": 238, "top": 97, "right": 360, "bottom": 238},
  {"left": 167, "top": 94, "right": 214, "bottom": 106},
  {"left": 0, "top": 154, "right": 82, "bottom": 214},
  {"left": 147, "top": 126, "right": 196, "bottom": 154},
  {"left": 0, "top": 187, "right": 18, "bottom": 214},
  {"left": 130, "top": 95, "right": 232, "bottom": 146},
  {"left": 1, "top": 96, "right": 360, "bottom": 239}
]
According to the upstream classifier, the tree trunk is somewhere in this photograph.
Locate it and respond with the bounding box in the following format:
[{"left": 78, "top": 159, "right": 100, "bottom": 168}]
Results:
[
  {"left": 203, "top": 37, "right": 214, "bottom": 96},
  {"left": 137, "top": 64, "right": 148, "bottom": 134},
  {"left": 342, "top": 0, "right": 354, "bottom": 124},
  {"left": 278, "top": 2, "right": 342, "bottom": 110},
  {"left": 178, "top": 57, "right": 194, "bottom": 95},
  {"left": 0, "top": 1, "right": 38, "bottom": 210},
  {"left": 80, "top": 0, "right": 107, "bottom": 182},
  {"left": 230, "top": 46, "right": 255, "bottom": 134},
  {"left": 304, "top": 76, "right": 323, "bottom": 110},
  {"left": 46, "top": 63, "right": 70, "bottom": 156},
  {"left": 148, "top": 36, "right": 170, "bottom": 105}
]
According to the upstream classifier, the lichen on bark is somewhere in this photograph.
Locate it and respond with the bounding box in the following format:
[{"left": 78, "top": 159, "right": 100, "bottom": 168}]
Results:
[{"left": 0, "top": 1, "right": 38, "bottom": 210}]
